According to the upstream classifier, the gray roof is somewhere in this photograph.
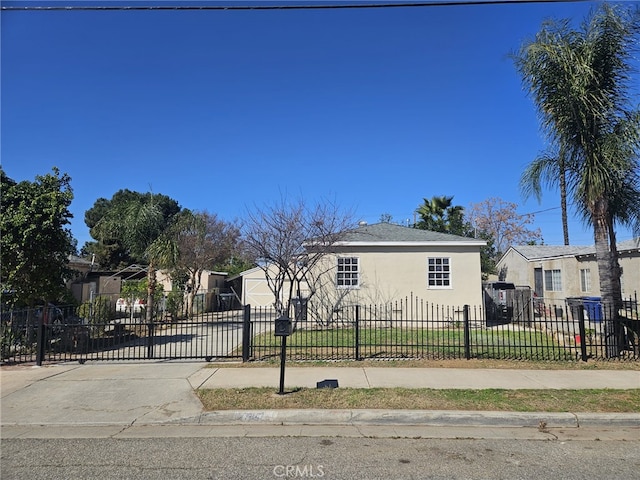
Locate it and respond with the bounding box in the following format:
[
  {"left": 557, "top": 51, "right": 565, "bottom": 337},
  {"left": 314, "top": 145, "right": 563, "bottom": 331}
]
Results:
[
  {"left": 338, "top": 222, "right": 485, "bottom": 245},
  {"left": 510, "top": 245, "right": 593, "bottom": 261},
  {"left": 510, "top": 237, "right": 639, "bottom": 261}
]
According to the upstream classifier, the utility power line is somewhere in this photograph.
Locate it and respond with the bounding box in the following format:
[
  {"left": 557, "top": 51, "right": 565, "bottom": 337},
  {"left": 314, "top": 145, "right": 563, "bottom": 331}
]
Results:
[{"left": 1, "top": 0, "right": 591, "bottom": 12}]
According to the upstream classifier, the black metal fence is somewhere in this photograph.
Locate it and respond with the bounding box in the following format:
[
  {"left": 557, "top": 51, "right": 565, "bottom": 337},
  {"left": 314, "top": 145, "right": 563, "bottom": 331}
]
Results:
[
  {"left": 249, "top": 293, "right": 639, "bottom": 362},
  {"left": 1, "top": 293, "right": 638, "bottom": 365}
]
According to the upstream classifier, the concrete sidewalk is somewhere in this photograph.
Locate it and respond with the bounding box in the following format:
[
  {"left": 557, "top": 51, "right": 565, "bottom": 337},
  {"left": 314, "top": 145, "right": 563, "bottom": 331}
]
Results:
[
  {"left": 1, "top": 362, "right": 639, "bottom": 436},
  {"left": 194, "top": 366, "right": 640, "bottom": 390}
]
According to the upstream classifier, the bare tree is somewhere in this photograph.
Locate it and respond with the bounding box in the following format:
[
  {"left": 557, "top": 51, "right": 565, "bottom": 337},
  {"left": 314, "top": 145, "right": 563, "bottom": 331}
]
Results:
[
  {"left": 155, "top": 210, "right": 241, "bottom": 317},
  {"left": 243, "top": 197, "right": 353, "bottom": 317},
  {"left": 469, "top": 197, "right": 542, "bottom": 256}
]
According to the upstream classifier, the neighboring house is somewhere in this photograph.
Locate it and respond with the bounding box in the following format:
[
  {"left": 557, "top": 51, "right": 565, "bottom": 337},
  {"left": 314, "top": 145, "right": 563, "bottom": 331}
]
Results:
[
  {"left": 496, "top": 238, "right": 640, "bottom": 304},
  {"left": 69, "top": 262, "right": 146, "bottom": 304},
  {"left": 156, "top": 270, "right": 228, "bottom": 296},
  {"left": 228, "top": 222, "right": 486, "bottom": 309}
]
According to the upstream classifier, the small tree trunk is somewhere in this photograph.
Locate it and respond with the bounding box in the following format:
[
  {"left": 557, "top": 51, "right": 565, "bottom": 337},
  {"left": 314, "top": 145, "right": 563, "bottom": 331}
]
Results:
[
  {"left": 187, "top": 275, "right": 196, "bottom": 318},
  {"left": 146, "top": 262, "right": 156, "bottom": 323}
]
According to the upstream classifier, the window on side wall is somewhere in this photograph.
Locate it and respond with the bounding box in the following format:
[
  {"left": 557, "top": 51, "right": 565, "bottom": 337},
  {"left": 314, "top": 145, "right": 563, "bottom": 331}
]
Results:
[
  {"left": 580, "top": 268, "right": 591, "bottom": 293},
  {"left": 428, "top": 257, "right": 451, "bottom": 288},
  {"left": 336, "top": 257, "right": 359, "bottom": 288},
  {"left": 544, "top": 269, "right": 562, "bottom": 291}
]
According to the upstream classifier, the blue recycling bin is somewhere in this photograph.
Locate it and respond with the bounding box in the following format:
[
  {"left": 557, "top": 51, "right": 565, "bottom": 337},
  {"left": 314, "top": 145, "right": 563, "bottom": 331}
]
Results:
[{"left": 582, "top": 296, "right": 602, "bottom": 322}]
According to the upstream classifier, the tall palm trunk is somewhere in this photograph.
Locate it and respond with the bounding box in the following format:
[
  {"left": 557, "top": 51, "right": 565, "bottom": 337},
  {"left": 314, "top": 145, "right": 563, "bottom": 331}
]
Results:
[
  {"left": 559, "top": 164, "right": 569, "bottom": 245},
  {"left": 592, "top": 199, "right": 619, "bottom": 357}
]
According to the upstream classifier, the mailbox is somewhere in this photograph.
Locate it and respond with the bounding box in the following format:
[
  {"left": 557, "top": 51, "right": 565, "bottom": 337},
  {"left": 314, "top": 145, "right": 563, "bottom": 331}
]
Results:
[{"left": 274, "top": 315, "right": 293, "bottom": 337}]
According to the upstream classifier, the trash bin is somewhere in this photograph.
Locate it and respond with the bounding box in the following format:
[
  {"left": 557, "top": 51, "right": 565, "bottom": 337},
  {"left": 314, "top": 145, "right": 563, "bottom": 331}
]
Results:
[
  {"left": 566, "top": 297, "right": 583, "bottom": 321},
  {"left": 582, "top": 296, "right": 602, "bottom": 322},
  {"left": 218, "top": 293, "right": 235, "bottom": 311},
  {"left": 292, "top": 297, "right": 308, "bottom": 321},
  {"left": 566, "top": 296, "right": 602, "bottom": 322}
]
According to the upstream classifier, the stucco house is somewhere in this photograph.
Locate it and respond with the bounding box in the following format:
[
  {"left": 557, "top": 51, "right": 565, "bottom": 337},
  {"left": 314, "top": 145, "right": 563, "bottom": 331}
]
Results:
[
  {"left": 228, "top": 222, "right": 486, "bottom": 309},
  {"left": 496, "top": 238, "right": 640, "bottom": 304}
]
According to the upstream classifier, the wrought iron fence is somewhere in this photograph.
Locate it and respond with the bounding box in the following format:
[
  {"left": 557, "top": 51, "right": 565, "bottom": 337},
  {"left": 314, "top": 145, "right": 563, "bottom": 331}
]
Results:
[
  {"left": 0, "top": 301, "right": 252, "bottom": 364},
  {"left": 248, "top": 293, "right": 639, "bottom": 362},
  {"left": 1, "top": 293, "right": 638, "bottom": 365}
]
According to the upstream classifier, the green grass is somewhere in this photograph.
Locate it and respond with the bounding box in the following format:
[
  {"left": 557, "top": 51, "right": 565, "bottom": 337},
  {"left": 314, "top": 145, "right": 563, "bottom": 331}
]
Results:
[
  {"left": 197, "top": 387, "right": 640, "bottom": 413},
  {"left": 250, "top": 327, "right": 575, "bottom": 361}
]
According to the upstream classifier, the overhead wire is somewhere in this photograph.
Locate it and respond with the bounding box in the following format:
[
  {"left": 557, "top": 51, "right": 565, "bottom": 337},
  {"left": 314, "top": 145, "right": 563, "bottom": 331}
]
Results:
[{"left": 1, "top": 0, "right": 591, "bottom": 12}]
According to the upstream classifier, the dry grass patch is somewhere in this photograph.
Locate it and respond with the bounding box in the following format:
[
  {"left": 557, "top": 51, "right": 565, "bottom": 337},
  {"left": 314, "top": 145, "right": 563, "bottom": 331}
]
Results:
[{"left": 197, "top": 387, "right": 640, "bottom": 413}]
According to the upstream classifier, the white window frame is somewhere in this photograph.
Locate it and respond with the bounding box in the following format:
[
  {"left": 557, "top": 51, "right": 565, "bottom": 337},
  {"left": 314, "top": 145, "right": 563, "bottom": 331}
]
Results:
[
  {"left": 544, "top": 269, "right": 562, "bottom": 292},
  {"left": 580, "top": 268, "right": 591, "bottom": 293},
  {"left": 427, "top": 257, "right": 452, "bottom": 289},
  {"left": 336, "top": 257, "right": 359, "bottom": 289}
]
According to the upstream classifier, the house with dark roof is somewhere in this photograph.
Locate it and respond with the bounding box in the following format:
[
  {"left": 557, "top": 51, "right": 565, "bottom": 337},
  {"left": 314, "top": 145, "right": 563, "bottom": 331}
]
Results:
[
  {"left": 496, "top": 239, "right": 640, "bottom": 303},
  {"left": 230, "top": 222, "right": 486, "bottom": 309}
]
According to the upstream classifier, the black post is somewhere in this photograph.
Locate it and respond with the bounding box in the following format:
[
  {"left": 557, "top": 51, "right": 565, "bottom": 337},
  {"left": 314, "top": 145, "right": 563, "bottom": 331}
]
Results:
[
  {"left": 354, "top": 305, "right": 360, "bottom": 361},
  {"left": 36, "top": 314, "right": 46, "bottom": 366},
  {"left": 278, "top": 336, "right": 287, "bottom": 395},
  {"left": 577, "top": 305, "right": 588, "bottom": 362},
  {"left": 463, "top": 305, "right": 471, "bottom": 360},
  {"left": 147, "top": 321, "right": 155, "bottom": 359},
  {"left": 242, "top": 304, "right": 251, "bottom": 362}
]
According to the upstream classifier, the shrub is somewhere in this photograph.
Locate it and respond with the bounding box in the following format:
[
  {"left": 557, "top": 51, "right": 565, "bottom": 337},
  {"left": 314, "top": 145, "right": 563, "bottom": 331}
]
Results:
[
  {"left": 77, "top": 296, "right": 112, "bottom": 336},
  {"left": 165, "top": 290, "right": 185, "bottom": 320}
]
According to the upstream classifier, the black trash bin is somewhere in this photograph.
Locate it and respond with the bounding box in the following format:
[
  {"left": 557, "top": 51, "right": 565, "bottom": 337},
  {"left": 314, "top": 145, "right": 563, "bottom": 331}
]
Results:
[{"left": 292, "top": 297, "right": 308, "bottom": 321}]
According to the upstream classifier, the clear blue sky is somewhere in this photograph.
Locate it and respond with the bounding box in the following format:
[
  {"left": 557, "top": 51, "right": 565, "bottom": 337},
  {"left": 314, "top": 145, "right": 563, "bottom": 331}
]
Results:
[{"left": 2, "top": 1, "right": 637, "bottom": 249}]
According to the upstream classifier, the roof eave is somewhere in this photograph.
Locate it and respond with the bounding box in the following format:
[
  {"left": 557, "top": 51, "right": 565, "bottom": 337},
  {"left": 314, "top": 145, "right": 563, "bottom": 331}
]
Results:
[{"left": 333, "top": 240, "right": 486, "bottom": 247}]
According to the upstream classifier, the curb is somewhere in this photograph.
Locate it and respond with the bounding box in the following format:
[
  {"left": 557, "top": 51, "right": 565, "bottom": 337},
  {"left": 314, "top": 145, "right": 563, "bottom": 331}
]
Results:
[{"left": 184, "top": 410, "right": 640, "bottom": 428}]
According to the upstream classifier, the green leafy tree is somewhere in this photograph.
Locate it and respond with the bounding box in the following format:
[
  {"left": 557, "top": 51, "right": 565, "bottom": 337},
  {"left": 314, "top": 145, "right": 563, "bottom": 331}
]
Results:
[
  {"left": 513, "top": 4, "right": 640, "bottom": 329},
  {"left": 1, "top": 168, "right": 76, "bottom": 308},
  {"left": 87, "top": 190, "right": 181, "bottom": 322},
  {"left": 83, "top": 189, "right": 181, "bottom": 269},
  {"left": 216, "top": 256, "right": 255, "bottom": 278}
]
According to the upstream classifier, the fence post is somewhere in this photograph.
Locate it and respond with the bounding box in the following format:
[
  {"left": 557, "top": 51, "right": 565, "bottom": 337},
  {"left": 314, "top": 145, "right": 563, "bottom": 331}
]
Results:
[
  {"left": 463, "top": 305, "right": 471, "bottom": 360},
  {"left": 355, "top": 305, "right": 360, "bottom": 361},
  {"left": 242, "top": 304, "right": 251, "bottom": 362},
  {"left": 577, "top": 305, "right": 588, "bottom": 362},
  {"left": 147, "top": 321, "right": 154, "bottom": 359},
  {"left": 36, "top": 314, "right": 46, "bottom": 366}
]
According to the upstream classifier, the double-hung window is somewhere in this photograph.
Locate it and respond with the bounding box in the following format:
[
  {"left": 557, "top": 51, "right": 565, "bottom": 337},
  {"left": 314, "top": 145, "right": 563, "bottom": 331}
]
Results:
[
  {"left": 544, "top": 269, "right": 562, "bottom": 292},
  {"left": 428, "top": 257, "right": 451, "bottom": 288},
  {"left": 580, "top": 268, "right": 591, "bottom": 293},
  {"left": 337, "top": 257, "right": 359, "bottom": 288}
]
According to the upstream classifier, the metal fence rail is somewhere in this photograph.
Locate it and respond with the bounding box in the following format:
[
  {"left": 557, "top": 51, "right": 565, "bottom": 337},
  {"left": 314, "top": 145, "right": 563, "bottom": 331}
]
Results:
[
  {"left": 1, "top": 293, "right": 638, "bottom": 365},
  {"left": 0, "top": 304, "right": 250, "bottom": 364},
  {"left": 248, "top": 294, "right": 639, "bottom": 362}
]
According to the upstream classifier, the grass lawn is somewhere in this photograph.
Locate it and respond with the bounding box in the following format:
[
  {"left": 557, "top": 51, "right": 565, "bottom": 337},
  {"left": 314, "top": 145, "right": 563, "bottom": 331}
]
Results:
[
  {"left": 249, "top": 327, "right": 578, "bottom": 361},
  {"left": 198, "top": 358, "right": 640, "bottom": 413},
  {"left": 197, "top": 387, "right": 640, "bottom": 413}
]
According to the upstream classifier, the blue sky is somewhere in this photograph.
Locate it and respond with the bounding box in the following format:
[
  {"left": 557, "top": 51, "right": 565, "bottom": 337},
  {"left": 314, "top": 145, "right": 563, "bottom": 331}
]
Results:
[{"left": 2, "top": 0, "right": 638, "bottom": 249}]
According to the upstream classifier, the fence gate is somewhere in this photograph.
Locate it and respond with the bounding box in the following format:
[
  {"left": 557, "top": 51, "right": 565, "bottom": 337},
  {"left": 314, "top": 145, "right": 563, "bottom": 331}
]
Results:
[{"left": 1, "top": 305, "right": 254, "bottom": 364}]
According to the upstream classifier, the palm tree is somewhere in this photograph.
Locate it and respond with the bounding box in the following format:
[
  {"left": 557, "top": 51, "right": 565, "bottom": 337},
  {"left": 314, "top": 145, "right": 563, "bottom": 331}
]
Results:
[
  {"left": 514, "top": 4, "right": 640, "bottom": 344},
  {"left": 94, "top": 193, "right": 180, "bottom": 322},
  {"left": 520, "top": 146, "right": 571, "bottom": 245},
  {"left": 416, "top": 195, "right": 468, "bottom": 236}
]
